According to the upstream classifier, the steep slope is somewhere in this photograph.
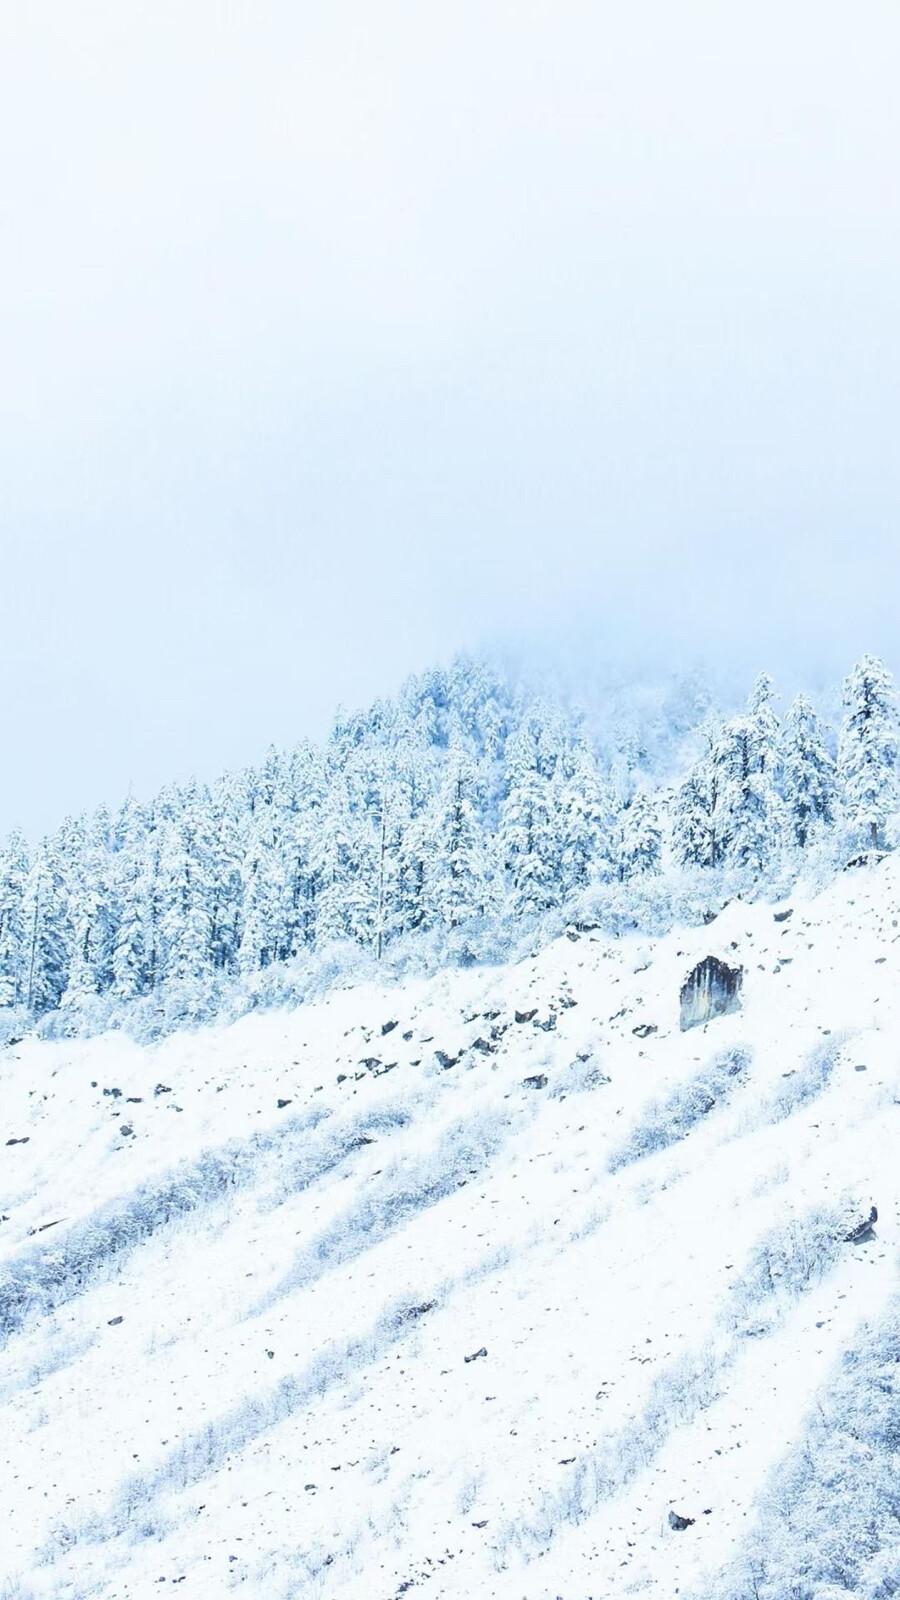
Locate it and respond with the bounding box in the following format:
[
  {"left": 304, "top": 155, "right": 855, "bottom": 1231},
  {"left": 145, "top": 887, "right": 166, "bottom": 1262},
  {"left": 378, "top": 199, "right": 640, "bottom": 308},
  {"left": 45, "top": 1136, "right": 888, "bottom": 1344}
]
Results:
[{"left": 2, "top": 858, "right": 899, "bottom": 1599}]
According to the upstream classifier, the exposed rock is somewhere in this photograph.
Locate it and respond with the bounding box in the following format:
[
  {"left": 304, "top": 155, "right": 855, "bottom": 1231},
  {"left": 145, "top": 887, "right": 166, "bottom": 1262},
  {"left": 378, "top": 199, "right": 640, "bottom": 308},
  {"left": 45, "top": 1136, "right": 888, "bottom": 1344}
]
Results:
[
  {"left": 773, "top": 908, "right": 794, "bottom": 923},
  {"left": 679, "top": 957, "right": 743, "bottom": 1031},
  {"left": 536, "top": 1014, "right": 557, "bottom": 1032},
  {"left": 632, "top": 1023, "right": 657, "bottom": 1039},
  {"left": 844, "top": 1204, "right": 878, "bottom": 1243},
  {"left": 108, "top": 1316, "right": 123, "bottom": 1326},
  {"left": 359, "top": 1057, "right": 382, "bottom": 1071},
  {"left": 276, "top": 1098, "right": 292, "bottom": 1109},
  {"left": 470, "top": 1038, "right": 495, "bottom": 1054},
  {"left": 435, "top": 1050, "right": 460, "bottom": 1070},
  {"left": 522, "top": 1074, "right": 548, "bottom": 1090},
  {"left": 381, "top": 1020, "right": 399, "bottom": 1036},
  {"left": 154, "top": 1084, "right": 172, "bottom": 1096},
  {"left": 668, "top": 1510, "right": 695, "bottom": 1531},
  {"left": 103, "top": 1087, "right": 122, "bottom": 1098},
  {"left": 399, "top": 1300, "right": 437, "bottom": 1322},
  {"left": 515, "top": 1009, "right": 538, "bottom": 1024},
  {"left": 464, "top": 1346, "right": 488, "bottom": 1363},
  {"left": 5, "top": 1136, "right": 29, "bottom": 1146}
]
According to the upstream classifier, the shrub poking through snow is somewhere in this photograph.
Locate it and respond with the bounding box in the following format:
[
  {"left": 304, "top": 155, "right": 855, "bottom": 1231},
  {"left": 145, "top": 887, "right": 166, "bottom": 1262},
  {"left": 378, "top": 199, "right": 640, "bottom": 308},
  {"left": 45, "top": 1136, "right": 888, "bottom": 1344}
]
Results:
[{"left": 609, "top": 1047, "right": 751, "bottom": 1171}]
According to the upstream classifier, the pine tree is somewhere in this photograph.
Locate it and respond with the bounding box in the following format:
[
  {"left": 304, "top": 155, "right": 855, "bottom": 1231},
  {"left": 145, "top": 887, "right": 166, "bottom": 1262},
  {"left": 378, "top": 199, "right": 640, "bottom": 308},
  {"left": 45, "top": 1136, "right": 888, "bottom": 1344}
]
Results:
[
  {"left": 423, "top": 760, "right": 492, "bottom": 929},
  {"left": 618, "top": 790, "right": 662, "bottom": 879},
  {"left": 20, "top": 841, "right": 68, "bottom": 1014},
  {"left": 713, "top": 716, "right": 784, "bottom": 872},
  {"left": 838, "top": 655, "right": 899, "bottom": 850},
  {"left": 499, "top": 729, "right": 562, "bottom": 916},
  {"left": 0, "top": 831, "right": 29, "bottom": 1008},
  {"left": 782, "top": 696, "right": 836, "bottom": 847},
  {"left": 672, "top": 762, "right": 719, "bottom": 868}
]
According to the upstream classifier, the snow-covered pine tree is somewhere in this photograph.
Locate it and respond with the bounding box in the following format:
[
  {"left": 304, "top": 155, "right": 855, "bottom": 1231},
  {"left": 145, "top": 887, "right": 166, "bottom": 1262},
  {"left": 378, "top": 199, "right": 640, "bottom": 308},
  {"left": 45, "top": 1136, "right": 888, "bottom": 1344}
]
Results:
[
  {"left": 838, "top": 655, "right": 900, "bottom": 850},
  {"left": 20, "top": 840, "right": 68, "bottom": 1014},
  {"left": 782, "top": 695, "right": 836, "bottom": 847},
  {"left": 560, "top": 748, "right": 618, "bottom": 892},
  {"left": 671, "top": 761, "right": 719, "bottom": 868},
  {"left": 747, "top": 671, "right": 781, "bottom": 777},
  {"left": 618, "top": 790, "right": 662, "bottom": 879},
  {"left": 0, "top": 830, "right": 29, "bottom": 1008},
  {"left": 423, "top": 757, "right": 492, "bottom": 930},
  {"left": 712, "top": 716, "right": 784, "bottom": 873},
  {"left": 499, "top": 727, "right": 563, "bottom": 917}
]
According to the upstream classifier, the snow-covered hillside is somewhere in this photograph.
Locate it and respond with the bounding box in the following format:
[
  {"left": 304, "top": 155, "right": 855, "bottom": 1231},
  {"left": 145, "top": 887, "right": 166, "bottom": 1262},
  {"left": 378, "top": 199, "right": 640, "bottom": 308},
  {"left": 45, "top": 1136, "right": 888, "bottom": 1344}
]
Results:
[{"left": 2, "top": 856, "right": 899, "bottom": 1599}]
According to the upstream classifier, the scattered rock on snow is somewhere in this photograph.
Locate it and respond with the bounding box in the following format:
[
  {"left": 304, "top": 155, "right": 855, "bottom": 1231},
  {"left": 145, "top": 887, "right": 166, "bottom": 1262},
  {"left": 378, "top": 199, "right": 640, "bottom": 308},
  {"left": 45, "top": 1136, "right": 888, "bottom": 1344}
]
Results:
[
  {"left": 276, "top": 1098, "right": 292, "bottom": 1109},
  {"left": 632, "top": 1023, "right": 657, "bottom": 1039},
  {"left": 464, "top": 1347, "right": 488, "bottom": 1363},
  {"left": 522, "top": 1074, "right": 548, "bottom": 1090},
  {"left": 773, "top": 908, "right": 794, "bottom": 922},
  {"left": 381, "top": 1020, "right": 399, "bottom": 1036},
  {"left": 515, "top": 1009, "right": 538, "bottom": 1024},
  {"left": 434, "top": 1050, "right": 460, "bottom": 1070}
]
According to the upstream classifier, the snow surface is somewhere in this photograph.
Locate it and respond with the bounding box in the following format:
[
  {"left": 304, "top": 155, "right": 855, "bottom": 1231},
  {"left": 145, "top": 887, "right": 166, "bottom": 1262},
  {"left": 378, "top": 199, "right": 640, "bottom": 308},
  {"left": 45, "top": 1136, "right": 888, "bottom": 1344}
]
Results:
[{"left": 2, "top": 857, "right": 899, "bottom": 1598}]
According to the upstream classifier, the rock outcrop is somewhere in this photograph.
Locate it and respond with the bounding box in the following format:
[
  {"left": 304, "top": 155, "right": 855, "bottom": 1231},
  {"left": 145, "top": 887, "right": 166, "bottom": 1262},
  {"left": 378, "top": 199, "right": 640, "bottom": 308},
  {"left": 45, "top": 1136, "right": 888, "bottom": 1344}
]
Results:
[{"left": 680, "top": 956, "right": 743, "bottom": 1031}]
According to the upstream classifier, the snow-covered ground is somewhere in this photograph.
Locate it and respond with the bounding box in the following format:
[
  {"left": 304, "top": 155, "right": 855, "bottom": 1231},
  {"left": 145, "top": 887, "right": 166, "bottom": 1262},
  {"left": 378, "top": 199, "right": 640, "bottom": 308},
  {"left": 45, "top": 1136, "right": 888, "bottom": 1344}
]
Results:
[{"left": 2, "top": 857, "right": 899, "bottom": 1599}]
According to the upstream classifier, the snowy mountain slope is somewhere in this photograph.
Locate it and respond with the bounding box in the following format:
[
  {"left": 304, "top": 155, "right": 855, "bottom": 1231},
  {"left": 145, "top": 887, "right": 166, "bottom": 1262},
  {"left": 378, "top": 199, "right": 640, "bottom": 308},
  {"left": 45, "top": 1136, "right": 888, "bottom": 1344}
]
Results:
[{"left": 2, "top": 858, "right": 899, "bottom": 1599}]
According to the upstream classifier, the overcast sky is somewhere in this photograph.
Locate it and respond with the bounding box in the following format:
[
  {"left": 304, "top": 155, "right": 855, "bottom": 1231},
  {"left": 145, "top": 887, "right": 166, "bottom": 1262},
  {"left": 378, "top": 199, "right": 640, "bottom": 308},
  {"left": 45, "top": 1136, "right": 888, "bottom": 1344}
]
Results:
[{"left": 1, "top": 2, "right": 898, "bottom": 834}]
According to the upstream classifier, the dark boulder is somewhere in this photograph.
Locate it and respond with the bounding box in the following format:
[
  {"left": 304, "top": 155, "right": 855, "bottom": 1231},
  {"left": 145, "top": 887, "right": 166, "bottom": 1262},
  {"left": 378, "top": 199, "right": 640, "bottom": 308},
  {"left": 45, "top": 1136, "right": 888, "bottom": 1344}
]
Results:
[
  {"left": 680, "top": 957, "right": 743, "bottom": 1031},
  {"left": 844, "top": 1204, "right": 878, "bottom": 1243},
  {"left": 668, "top": 1510, "right": 695, "bottom": 1531}
]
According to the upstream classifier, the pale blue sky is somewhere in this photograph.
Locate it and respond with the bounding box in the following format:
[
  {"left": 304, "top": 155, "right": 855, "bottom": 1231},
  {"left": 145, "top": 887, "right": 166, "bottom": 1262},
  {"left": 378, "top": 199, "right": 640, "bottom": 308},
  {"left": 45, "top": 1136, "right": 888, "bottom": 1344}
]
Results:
[{"left": 1, "top": 2, "right": 898, "bottom": 833}]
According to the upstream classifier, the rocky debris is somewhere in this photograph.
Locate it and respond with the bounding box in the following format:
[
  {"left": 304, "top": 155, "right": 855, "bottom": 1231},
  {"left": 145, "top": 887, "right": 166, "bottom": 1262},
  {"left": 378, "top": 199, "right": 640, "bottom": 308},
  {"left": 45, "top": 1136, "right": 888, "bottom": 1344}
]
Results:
[
  {"left": 844, "top": 1204, "right": 878, "bottom": 1243},
  {"left": 103, "top": 1086, "right": 122, "bottom": 1098},
  {"left": 154, "top": 1084, "right": 172, "bottom": 1096},
  {"left": 119, "top": 1124, "right": 134, "bottom": 1138},
  {"left": 490, "top": 1022, "right": 508, "bottom": 1042},
  {"left": 5, "top": 1136, "right": 29, "bottom": 1146},
  {"left": 399, "top": 1300, "right": 437, "bottom": 1322},
  {"left": 434, "top": 1050, "right": 460, "bottom": 1070},
  {"left": 536, "top": 1013, "right": 557, "bottom": 1032},
  {"left": 276, "top": 1098, "right": 292, "bottom": 1109},
  {"left": 515, "top": 1009, "right": 538, "bottom": 1024},
  {"left": 632, "top": 1023, "right": 657, "bottom": 1039},
  {"left": 403, "top": 1030, "right": 414, "bottom": 1041},
  {"left": 522, "top": 1074, "right": 548, "bottom": 1089},
  {"left": 126, "top": 1096, "right": 143, "bottom": 1103},
  {"left": 359, "top": 1057, "right": 382, "bottom": 1071},
  {"left": 668, "top": 1510, "right": 695, "bottom": 1531},
  {"left": 464, "top": 1346, "right": 488, "bottom": 1363},
  {"left": 680, "top": 956, "right": 743, "bottom": 1031},
  {"left": 108, "top": 1316, "right": 123, "bottom": 1326},
  {"left": 472, "top": 1519, "right": 488, "bottom": 1528},
  {"left": 381, "top": 1020, "right": 399, "bottom": 1036},
  {"left": 774, "top": 908, "right": 794, "bottom": 922},
  {"left": 372, "top": 1061, "right": 397, "bottom": 1077}
]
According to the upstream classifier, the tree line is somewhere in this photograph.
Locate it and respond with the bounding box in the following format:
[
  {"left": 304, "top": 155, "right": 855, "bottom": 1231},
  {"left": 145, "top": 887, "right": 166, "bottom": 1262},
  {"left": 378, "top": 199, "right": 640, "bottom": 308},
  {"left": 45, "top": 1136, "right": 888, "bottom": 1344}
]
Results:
[{"left": 0, "top": 653, "right": 897, "bottom": 1030}]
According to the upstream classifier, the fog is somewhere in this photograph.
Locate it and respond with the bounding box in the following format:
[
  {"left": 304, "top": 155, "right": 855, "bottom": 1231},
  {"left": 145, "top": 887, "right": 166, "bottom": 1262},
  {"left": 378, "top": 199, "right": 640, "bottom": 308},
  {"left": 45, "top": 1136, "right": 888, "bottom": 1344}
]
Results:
[{"left": 1, "top": 2, "right": 898, "bottom": 832}]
